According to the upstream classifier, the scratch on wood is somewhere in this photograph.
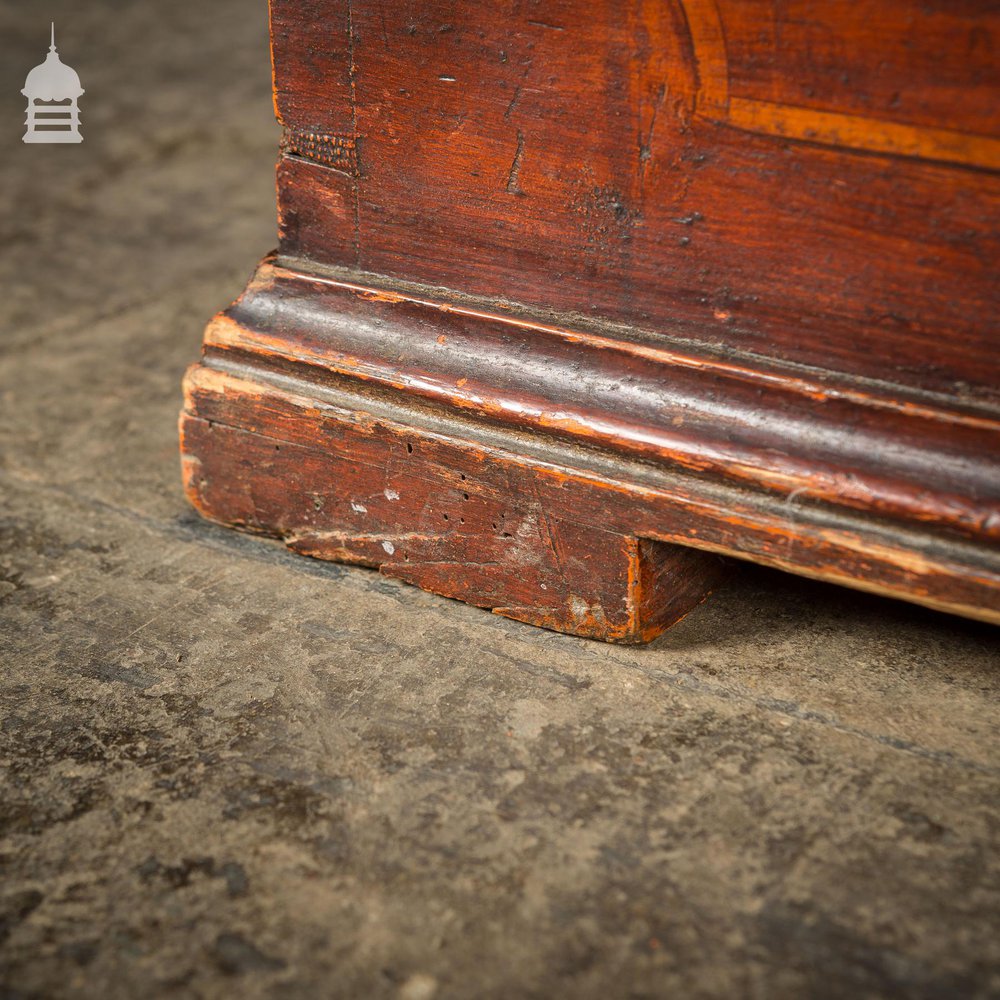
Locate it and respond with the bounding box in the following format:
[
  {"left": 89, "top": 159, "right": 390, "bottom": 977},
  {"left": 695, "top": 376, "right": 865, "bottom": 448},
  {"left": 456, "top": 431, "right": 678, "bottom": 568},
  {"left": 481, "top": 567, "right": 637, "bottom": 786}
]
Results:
[
  {"left": 289, "top": 530, "right": 443, "bottom": 544},
  {"left": 506, "top": 130, "right": 525, "bottom": 194},
  {"left": 639, "top": 83, "right": 667, "bottom": 175},
  {"left": 504, "top": 85, "right": 522, "bottom": 120}
]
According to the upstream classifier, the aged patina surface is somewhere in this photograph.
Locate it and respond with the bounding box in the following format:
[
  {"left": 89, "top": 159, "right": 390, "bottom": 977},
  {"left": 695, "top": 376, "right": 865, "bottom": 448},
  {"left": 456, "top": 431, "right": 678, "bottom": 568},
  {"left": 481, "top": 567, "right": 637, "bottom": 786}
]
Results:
[
  {"left": 1, "top": 2, "right": 999, "bottom": 997},
  {"left": 181, "top": 0, "right": 1000, "bottom": 638}
]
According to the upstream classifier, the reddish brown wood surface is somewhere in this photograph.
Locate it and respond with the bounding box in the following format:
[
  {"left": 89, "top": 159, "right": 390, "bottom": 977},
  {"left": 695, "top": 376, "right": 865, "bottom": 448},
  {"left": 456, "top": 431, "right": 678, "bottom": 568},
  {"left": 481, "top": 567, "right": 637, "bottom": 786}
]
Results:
[
  {"left": 179, "top": 1, "right": 1000, "bottom": 639},
  {"left": 180, "top": 353, "right": 1000, "bottom": 628},
  {"left": 181, "top": 374, "right": 729, "bottom": 642},
  {"left": 271, "top": 0, "right": 1000, "bottom": 401},
  {"left": 205, "top": 259, "right": 1000, "bottom": 546}
]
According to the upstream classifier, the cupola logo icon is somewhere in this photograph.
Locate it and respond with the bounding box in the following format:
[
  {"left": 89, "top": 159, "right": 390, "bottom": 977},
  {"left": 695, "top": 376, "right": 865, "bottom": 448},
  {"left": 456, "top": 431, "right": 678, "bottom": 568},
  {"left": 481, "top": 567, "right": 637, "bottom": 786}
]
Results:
[{"left": 22, "top": 23, "right": 84, "bottom": 144}]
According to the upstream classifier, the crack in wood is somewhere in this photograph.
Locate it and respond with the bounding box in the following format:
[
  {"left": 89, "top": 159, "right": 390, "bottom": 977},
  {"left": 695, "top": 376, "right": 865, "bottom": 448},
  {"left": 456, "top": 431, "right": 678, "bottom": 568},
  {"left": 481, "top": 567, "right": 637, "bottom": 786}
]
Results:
[{"left": 506, "top": 130, "right": 525, "bottom": 194}]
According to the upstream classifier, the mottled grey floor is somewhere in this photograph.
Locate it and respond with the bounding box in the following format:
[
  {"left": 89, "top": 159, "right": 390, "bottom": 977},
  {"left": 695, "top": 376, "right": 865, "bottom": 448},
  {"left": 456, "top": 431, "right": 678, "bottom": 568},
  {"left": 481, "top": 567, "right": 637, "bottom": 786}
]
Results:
[{"left": 1, "top": 3, "right": 998, "bottom": 998}]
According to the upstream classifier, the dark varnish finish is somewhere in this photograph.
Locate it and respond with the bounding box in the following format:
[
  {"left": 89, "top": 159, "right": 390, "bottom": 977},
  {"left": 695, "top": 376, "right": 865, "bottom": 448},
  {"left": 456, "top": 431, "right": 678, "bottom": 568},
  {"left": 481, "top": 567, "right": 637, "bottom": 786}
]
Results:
[
  {"left": 271, "top": 0, "right": 1000, "bottom": 399},
  {"left": 181, "top": 1, "right": 1000, "bottom": 639}
]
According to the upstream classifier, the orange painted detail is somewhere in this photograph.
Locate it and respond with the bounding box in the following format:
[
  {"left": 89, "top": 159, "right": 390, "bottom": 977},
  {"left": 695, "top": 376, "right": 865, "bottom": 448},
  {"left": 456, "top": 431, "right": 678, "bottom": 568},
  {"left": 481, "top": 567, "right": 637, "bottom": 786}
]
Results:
[
  {"left": 681, "top": 0, "right": 729, "bottom": 113},
  {"left": 725, "top": 97, "right": 1000, "bottom": 172},
  {"left": 679, "top": 0, "right": 1000, "bottom": 170}
]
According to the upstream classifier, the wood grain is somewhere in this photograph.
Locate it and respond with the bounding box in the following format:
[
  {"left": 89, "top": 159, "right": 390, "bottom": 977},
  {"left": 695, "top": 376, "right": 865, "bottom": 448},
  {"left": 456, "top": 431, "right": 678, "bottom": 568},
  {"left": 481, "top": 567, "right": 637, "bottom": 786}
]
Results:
[
  {"left": 180, "top": 365, "right": 731, "bottom": 642},
  {"left": 271, "top": 0, "right": 1000, "bottom": 399},
  {"left": 180, "top": 350, "right": 1000, "bottom": 628},
  {"left": 179, "top": 0, "right": 1000, "bottom": 639}
]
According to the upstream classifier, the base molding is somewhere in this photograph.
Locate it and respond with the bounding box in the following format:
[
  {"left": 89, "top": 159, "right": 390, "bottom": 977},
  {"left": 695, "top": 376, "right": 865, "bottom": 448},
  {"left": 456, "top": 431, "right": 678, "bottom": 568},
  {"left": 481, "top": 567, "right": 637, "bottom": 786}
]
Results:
[
  {"left": 181, "top": 391, "right": 729, "bottom": 642},
  {"left": 179, "top": 256, "right": 1000, "bottom": 639}
]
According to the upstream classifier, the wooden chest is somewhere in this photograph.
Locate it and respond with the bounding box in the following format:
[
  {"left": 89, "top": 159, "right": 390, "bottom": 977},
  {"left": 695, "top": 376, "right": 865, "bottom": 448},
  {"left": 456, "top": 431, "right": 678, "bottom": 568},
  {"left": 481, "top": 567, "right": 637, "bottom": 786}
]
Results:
[{"left": 180, "top": 1, "right": 1000, "bottom": 641}]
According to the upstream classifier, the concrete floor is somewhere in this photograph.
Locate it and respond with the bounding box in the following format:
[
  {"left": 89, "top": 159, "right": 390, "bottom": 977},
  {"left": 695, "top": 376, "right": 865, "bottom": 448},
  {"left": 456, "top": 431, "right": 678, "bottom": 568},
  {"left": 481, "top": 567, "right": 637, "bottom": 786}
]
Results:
[{"left": 1, "top": 3, "right": 999, "bottom": 997}]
